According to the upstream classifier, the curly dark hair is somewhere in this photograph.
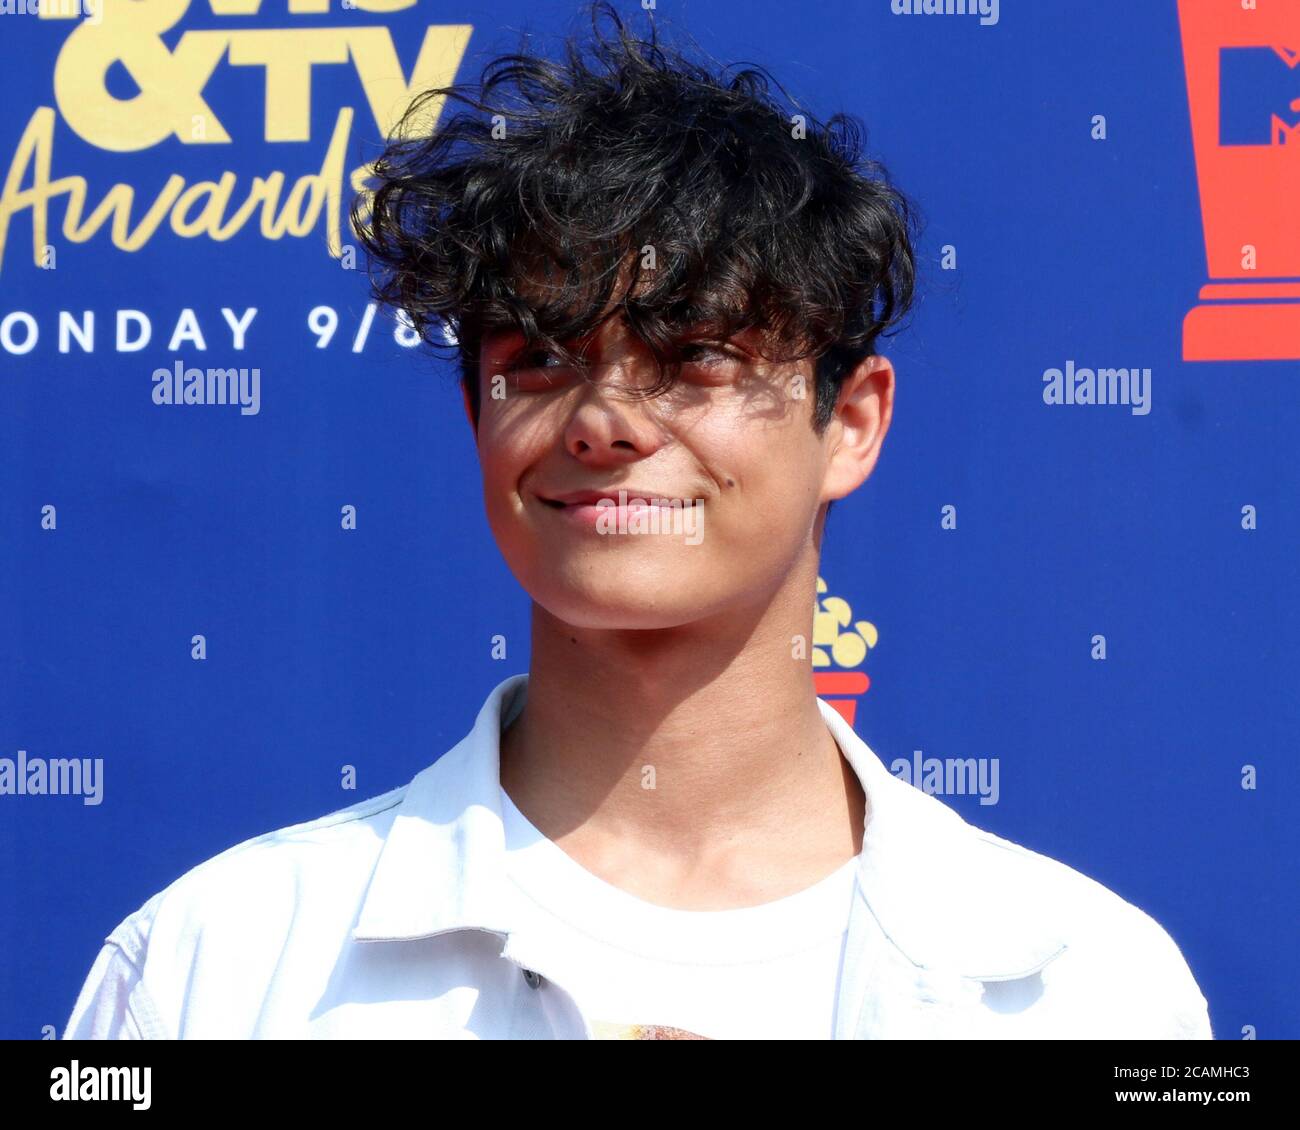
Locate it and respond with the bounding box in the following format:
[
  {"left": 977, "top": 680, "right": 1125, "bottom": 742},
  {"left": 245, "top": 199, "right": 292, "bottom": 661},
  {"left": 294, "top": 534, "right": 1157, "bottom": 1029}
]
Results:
[{"left": 351, "top": 1, "right": 919, "bottom": 433}]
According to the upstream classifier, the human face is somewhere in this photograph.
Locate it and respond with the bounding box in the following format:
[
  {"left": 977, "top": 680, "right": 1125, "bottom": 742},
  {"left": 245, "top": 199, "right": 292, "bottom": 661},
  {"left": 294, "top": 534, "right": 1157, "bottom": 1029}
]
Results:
[{"left": 472, "top": 314, "right": 886, "bottom": 631}]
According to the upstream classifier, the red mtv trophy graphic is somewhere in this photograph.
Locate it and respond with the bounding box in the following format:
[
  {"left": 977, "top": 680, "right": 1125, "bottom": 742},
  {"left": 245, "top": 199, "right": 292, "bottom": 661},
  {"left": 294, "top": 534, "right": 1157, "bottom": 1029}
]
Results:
[
  {"left": 1179, "top": 0, "right": 1300, "bottom": 360},
  {"left": 811, "top": 576, "right": 875, "bottom": 727}
]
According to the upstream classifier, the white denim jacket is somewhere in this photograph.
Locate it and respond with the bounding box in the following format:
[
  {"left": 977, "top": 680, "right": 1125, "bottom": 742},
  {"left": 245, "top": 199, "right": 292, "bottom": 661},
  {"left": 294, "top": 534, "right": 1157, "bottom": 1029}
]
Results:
[{"left": 64, "top": 673, "right": 1213, "bottom": 1039}]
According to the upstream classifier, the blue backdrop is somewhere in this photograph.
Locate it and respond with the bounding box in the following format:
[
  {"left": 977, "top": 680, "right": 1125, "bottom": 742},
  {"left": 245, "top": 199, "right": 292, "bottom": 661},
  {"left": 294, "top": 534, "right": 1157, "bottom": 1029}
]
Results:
[{"left": 1, "top": 0, "right": 1296, "bottom": 1039}]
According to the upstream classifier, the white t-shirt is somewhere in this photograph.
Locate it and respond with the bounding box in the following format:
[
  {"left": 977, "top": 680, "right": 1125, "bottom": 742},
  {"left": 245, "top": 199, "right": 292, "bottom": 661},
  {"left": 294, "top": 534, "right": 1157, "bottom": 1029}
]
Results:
[{"left": 499, "top": 784, "right": 858, "bottom": 1040}]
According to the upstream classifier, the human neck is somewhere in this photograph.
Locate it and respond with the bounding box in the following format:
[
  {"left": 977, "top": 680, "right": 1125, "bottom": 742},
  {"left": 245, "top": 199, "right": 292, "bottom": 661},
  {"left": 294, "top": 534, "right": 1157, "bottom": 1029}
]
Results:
[{"left": 498, "top": 565, "right": 868, "bottom": 910}]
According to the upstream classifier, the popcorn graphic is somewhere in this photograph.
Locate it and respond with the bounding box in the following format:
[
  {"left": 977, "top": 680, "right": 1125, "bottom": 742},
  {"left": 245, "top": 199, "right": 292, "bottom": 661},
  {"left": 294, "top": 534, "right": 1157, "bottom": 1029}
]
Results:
[
  {"left": 589, "top": 1020, "right": 710, "bottom": 1039},
  {"left": 812, "top": 576, "right": 877, "bottom": 727},
  {"left": 1178, "top": 0, "right": 1300, "bottom": 360}
]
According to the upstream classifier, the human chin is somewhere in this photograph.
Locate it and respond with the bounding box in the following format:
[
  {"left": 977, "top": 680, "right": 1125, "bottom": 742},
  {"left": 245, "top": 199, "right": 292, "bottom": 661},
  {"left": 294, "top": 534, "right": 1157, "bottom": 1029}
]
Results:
[{"left": 520, "top": 542, "right": 724, "bottom": 631}]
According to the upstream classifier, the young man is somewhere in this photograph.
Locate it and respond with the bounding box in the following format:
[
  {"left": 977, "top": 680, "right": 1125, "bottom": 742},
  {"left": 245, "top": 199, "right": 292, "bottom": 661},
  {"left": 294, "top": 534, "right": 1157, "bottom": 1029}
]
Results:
[{"left": 64, "top": 8, "right": 1211, "bottom": 1040}]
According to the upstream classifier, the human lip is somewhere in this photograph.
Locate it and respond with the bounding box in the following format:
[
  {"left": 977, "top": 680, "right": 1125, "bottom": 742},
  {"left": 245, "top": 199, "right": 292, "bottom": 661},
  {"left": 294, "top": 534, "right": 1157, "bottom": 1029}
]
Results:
[
  {"left": 539, "top": 488, "right": 695, "bottom": 507},
  {"left": 535, "top": 488, "right": 702, "bottom": 527}
]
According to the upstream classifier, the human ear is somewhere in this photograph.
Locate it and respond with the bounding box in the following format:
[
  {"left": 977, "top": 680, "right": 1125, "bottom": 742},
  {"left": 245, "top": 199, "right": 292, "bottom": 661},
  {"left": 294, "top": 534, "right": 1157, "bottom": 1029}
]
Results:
[{"left": 821, "top": 355, "right": 895, "bottom": 503}]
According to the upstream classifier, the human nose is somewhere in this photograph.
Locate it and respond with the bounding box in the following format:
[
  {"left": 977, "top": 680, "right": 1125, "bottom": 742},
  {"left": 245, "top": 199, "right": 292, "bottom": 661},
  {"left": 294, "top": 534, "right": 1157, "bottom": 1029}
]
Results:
[{"left": 560, "top": 362, "right": 667, "bottom": 464}]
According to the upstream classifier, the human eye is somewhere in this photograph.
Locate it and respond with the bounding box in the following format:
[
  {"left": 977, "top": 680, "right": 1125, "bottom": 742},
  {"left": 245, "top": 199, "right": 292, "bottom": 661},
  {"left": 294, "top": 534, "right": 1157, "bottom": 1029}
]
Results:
[
  {"left": 675, "top": 339, "right": 746, "bottom": 382},
  {"left": 507, "top": 345, "right": 568, "bottom": 371},
  {"left": 501, "top": 345, "right": 574, "bottom": 390},
  {"left": 679, "top": 342, "right": 731, "bottom": 365}
]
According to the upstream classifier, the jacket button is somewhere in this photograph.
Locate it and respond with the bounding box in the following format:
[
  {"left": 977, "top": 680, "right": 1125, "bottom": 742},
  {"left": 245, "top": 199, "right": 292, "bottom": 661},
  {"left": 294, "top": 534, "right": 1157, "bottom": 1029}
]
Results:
[{"left": 521, "top": 968, "right": 543, "bottom": 989}]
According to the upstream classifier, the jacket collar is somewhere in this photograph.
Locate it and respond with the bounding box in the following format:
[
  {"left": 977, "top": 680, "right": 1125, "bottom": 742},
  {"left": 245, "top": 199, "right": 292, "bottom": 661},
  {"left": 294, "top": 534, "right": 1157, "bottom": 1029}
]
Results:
[{"left": 352, "top": 674, "right": 1066, "bottom": 981}]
